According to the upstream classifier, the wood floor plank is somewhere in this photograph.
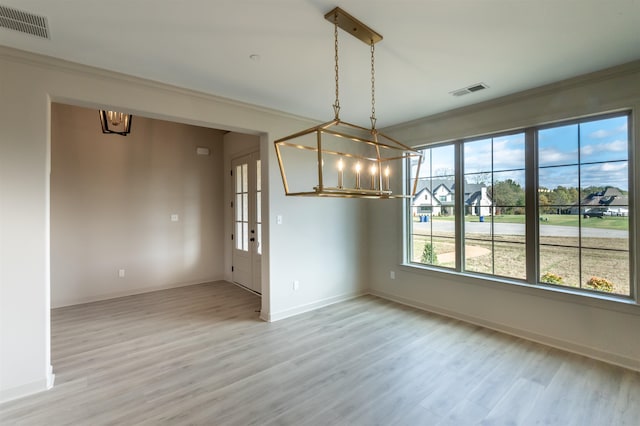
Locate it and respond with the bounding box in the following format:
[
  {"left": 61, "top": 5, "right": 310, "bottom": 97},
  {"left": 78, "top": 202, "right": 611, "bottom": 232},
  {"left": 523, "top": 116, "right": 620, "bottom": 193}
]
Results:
[{"left": 1, "top": 281, "right": 639, "bottom": 425}]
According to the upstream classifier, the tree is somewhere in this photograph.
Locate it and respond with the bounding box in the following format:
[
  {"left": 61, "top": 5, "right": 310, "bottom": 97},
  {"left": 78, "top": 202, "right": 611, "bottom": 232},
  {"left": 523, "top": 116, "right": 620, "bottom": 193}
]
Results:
[
  {"left": 550, "top": 186, "right": 579, "bottom": 206},
  {"left": 488, "top": 179, "right": 525, "bottom": 214},
  {"left": 468, "top": 172, "right": 490, "bottom": 185},
  {"left": 539, "top": 193, "right": 555, "bottom": 214},
  {"left": 421, "top": 243, "right": 438, "bottom": 264}
]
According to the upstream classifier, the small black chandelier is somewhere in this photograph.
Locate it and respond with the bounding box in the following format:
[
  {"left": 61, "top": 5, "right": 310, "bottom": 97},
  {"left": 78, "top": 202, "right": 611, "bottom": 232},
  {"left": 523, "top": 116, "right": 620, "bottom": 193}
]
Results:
[{"left": 99, "top": 110, "right": 132, "bottom": 136}]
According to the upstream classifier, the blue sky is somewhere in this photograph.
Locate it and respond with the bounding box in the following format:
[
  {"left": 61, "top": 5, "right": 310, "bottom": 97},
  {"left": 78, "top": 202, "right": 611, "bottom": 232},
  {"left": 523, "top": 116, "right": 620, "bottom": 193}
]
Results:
[
  {"left": 538, "top": 115, "right": 628, "bottom": 190},
  {"left": 412, "top": 115, "right": 629, "bottom": 191}
]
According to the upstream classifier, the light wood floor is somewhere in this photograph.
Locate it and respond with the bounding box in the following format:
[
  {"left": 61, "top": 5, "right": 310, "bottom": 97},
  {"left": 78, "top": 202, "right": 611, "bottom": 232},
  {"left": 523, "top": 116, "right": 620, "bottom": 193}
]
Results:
[{"left": 1, "top": 282, "right": 639, "bottom": 425}]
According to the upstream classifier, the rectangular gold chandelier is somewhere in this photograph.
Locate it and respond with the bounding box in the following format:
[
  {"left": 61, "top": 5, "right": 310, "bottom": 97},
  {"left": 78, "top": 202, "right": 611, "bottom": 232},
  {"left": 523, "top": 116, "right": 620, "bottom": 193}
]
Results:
[
  {"left": 275, "top": 120, "right": 421, "bottom": 198},
  {"left": 274, "top": 7, "right": 422, "bottom": 199}
]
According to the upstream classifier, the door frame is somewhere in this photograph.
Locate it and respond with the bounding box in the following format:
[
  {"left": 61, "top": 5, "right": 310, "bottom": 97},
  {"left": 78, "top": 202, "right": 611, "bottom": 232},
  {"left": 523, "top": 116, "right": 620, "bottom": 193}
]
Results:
[{"left": 230, "top": 150, "right": 262, "bottom": 294}]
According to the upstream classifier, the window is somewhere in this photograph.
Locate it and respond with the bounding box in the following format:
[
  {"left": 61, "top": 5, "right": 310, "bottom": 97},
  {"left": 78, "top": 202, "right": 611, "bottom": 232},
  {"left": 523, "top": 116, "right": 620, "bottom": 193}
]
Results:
[
  {"left": 256, "top": 159, "right": 262, "bottom": 255},
  {"left": 409, "top": 144, "right": 456, "bottom": 268},
  {"left": 464, "top": 132, "right": 526, "bottom": 280},
  {"left": 235, "top": 163, "right": 249, "bottom": 251},
  {"left": 538, "top": 115, "right": 630, "bottom": 296},
  {"left": 406, "top": 112, "right": 632, "bottom": 298}
]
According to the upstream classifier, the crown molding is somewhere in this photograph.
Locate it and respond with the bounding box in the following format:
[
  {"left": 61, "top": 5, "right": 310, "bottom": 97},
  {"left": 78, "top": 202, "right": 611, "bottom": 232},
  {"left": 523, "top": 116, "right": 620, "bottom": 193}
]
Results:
[
  {"left": 383, "top": 59, "right": 640, "bottom": 135},
  {"left": 0, "top": 45, "right": 319, "bottom": 127}
]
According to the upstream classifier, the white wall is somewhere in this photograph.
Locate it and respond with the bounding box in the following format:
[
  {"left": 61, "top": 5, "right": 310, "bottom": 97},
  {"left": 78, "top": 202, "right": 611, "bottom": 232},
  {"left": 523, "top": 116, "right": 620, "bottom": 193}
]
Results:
[
  {"left": 0, "top": 47, "right": 368, "bottom": 403},
  {"left": 266, "top": 194, "right": 368, "bottom": 320},
  {"left": 371, "top": 61, "right": 640, "bottom": 371},
  {"left": 51, "top": 104, "right": 226, "bottom": 307}
]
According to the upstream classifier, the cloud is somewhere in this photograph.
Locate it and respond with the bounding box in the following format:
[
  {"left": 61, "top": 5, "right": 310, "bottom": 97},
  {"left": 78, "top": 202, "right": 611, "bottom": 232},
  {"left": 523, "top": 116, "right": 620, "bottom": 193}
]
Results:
[
  {"left": 580, "top": 139, "right": 627, "bottom": 156},
  {"left": 462, "top": 136, "right": 526, "bottom": 172},
  {"left": 538, "top": 167, "right": 578, "bottom": 189},
  {"left": 538, "top": 147, "right": 576, "bottom": 165},
  {"left": 587, "top": 121, "right": 628, "bottom": 140},
  {"left": 415, "top": 146, "right": 455, "bottom": 178},
  {"left": 598, "top": 162, "right": 627, "bottom": 172},
  {"left": 589, "top": 129, "right": 610, "bottom": 139},
  {"left": 580, "top": 162, "right": 628, "bottom": 190}
]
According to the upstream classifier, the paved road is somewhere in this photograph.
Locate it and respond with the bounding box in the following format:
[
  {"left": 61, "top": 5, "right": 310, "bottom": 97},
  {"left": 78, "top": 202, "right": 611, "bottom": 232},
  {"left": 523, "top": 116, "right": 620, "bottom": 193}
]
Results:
[{"left": 413, "top": 221, "right": 627, "bottom": 239}]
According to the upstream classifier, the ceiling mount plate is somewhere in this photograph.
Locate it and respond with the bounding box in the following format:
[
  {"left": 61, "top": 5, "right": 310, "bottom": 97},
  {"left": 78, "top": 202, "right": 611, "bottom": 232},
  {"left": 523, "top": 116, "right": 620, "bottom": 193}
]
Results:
[{"left": 324, "top": 7, "right": 382, "bottom": 45}]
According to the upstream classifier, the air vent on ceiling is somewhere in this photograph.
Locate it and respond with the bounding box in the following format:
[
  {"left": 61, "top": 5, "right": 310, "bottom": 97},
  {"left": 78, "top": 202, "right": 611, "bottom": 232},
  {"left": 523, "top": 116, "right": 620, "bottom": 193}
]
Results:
[
  {"left": 0, "top": 5, "right": 49, "bottom": 39},
  {"left": 450, "top": 82, "right": 489, "bottom": 97}
]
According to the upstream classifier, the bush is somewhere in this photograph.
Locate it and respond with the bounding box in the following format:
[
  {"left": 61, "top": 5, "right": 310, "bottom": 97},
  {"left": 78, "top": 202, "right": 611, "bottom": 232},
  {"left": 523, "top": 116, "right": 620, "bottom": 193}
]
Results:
[
  {"left": 586, "top": 276, "right": 614, "bottom": 293},
  {"left": 541, "top": 272, "right": 564, "bottom": 285},
  {"left": 421, "top": 243, "right": 438, "bottom": 264}
]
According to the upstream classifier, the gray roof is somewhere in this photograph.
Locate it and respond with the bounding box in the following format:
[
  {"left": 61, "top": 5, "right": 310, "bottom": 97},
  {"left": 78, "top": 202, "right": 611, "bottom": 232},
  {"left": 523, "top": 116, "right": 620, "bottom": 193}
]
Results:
[
  {"left": 415, "top": 178, "right": 454, "bottom": 194},
  {"left": 414, "top": 179, "right": 491, "bottom": 205},
  {"left": 580, "top": 188, "right": 627, "bottom": 207},
  {"left": 415, "top": 179, "right": 488, "bottom": 195}
]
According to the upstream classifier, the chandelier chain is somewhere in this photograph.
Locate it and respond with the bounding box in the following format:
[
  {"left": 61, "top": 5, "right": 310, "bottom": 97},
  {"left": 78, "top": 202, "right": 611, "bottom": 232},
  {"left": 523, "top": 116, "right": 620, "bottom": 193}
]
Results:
[
  {"left": 370, "top": 41, "right": 377, "bottom": 130},
  {"left": 333, "top": 18, "right": 340, "bottom": 120}
]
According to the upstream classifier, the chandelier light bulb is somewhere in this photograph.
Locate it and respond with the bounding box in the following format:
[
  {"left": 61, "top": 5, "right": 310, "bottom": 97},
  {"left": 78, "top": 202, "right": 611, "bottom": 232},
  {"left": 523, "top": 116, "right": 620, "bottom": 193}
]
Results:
[
  {"left": 108, "top": 111, "right": 123, "bottom": 126},
  {"left": 370, "top": 164, "right": 377, "bottom": 190},
  {"left": 337, "top": 158, "right": 344, "bottom": 188},
  {"left": 384, "top": 166, "right": 390, "bottom": 191}
]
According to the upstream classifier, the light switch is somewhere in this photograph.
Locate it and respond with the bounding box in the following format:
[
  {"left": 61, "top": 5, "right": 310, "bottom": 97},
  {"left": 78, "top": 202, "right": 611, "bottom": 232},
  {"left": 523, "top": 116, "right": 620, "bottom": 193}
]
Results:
[
  {"left": 276, "top": 215, "right": 283, "bottom": 225},
  {"left": 171, "top": 214, "right": 179, "bottom": 222}
]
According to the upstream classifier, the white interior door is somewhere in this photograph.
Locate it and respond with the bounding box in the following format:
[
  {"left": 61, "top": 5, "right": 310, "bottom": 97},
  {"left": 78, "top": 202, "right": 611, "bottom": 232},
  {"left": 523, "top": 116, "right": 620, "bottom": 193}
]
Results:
[{"left": 231, "top": 152, "right": 262, "bottom": 294}]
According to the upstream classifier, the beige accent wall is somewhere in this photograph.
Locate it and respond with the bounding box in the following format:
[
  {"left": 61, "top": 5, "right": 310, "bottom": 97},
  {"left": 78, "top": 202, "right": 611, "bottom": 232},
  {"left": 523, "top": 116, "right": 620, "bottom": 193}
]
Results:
[{"left": 50, "top": 104, "right": 226, "bottom": 307}]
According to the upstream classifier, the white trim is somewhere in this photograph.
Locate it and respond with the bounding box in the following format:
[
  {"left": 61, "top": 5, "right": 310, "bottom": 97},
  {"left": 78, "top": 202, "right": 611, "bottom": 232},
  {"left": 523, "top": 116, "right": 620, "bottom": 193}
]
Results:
[
  {"left": 0, "top": 46, "right": 320, "bottom": 129},
  {"left": 383, "top": 59, "right": 640, "bottom": 142},
  {"left": 46, "top": 364, "right": 55, "bottom": 389},
  {"left": 51, "top": 277, "right": 225, "bottom": 308},
  {"left": 369, "top": 289, "right": 640, "bottom": 373},
  {"left": 0, "top": 377, "right": 50, "bottom": 404},
  {"left": 398, "top": 263, "right": 640, "bottom": 314},
  {"left": 263, "top": 291, "right": 366, "bottom": 322}
]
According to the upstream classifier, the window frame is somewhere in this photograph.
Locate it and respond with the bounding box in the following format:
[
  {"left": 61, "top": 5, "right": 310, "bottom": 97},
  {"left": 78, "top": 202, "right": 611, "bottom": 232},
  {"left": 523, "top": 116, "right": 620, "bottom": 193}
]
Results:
[{"left": 404, "top": 110, "right": 635, "bottom": 301}]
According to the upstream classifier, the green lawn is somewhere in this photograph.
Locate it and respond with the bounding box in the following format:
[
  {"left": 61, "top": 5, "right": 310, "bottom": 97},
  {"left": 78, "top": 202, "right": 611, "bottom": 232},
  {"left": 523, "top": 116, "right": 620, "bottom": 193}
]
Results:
[{"left": 415, "top": 214, "right": 629, "bottom": 230}]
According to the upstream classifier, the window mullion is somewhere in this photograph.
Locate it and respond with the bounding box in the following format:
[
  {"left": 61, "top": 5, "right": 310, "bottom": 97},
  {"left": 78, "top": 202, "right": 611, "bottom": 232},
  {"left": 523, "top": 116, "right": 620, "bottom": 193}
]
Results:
[
  {"left": 455, "top": 141, "right": 464, "bottom": 271},
  {"left": 525, "top": 127, "right": 538, "bottom": 284}
]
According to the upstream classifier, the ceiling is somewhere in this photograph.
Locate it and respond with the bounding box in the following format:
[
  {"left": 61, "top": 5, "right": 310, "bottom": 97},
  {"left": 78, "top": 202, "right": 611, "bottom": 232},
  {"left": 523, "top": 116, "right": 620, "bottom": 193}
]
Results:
[{"left": 1, "top": 1, "right": 639, "bottom": 128}]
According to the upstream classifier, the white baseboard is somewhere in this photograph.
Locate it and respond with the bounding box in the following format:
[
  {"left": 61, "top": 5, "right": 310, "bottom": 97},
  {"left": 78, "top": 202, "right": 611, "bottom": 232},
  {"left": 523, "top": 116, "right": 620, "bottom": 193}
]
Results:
[
  {"left": 46, "top": 364, "right": 55, "bottom": 389},
  {"left": 0, "top": 363, "right": 56, "bottom": 404},
  {"left": 369, "top": 289, "right": 640, "bottom": 373},
  {"left": 0, "top": 377, "right": 49, "bottom": 405},
  {"left": 51, "top": 276, "right": 225, "bottom": 308},
  {"left": 265, "top": 290, "right": 366, "bottom": 322}
]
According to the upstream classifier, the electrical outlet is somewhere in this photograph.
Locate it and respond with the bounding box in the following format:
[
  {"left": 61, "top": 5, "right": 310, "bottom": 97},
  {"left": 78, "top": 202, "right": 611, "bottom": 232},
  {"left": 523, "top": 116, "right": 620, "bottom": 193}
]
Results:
[
  {"left": 171, "top": 214, "right": 179, "bottom": 222},
  {"left": 293, "top": 280, "right": 300, "bottom": 290},
  {"left": 118, "top": 269, "right": 125, "bottom": 278}
]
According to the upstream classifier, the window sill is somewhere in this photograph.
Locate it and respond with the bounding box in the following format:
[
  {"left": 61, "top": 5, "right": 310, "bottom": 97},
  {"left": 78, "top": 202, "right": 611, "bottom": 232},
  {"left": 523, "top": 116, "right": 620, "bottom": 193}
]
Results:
[{"left": 399, "top": 262, "right": 640, "bottom": 316}]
